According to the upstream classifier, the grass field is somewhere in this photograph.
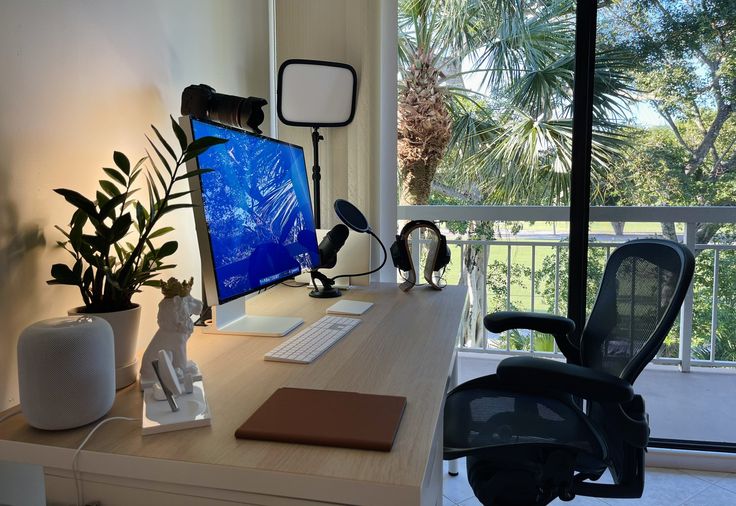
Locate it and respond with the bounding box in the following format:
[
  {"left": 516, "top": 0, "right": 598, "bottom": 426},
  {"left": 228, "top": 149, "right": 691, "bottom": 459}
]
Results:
[
  {"left": 430, "top": 221, "right": 700, "bottom": 355},
  {"left": 443, "top": 243, "right": 562, "bottom": 312},
  {"left": 438, "top": 221, "right": 680, "bottom": 313},
  {"left": 522, "top": 221, "right": 684, "bottom": 235}
]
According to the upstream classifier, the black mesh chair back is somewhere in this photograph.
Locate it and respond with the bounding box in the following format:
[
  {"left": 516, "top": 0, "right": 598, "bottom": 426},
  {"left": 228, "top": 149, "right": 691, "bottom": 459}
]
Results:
[
  {"left": 580, "top": 239, "right": 695, "bottom": 384},
  {"left": 443, "top": 239, "right": 695, "bottom": 505}
]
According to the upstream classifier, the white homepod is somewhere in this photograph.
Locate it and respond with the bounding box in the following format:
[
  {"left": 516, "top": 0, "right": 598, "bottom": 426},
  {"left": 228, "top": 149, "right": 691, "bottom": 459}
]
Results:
[{"left": 17, "top": 316, "right": 115, "bottom": 430}]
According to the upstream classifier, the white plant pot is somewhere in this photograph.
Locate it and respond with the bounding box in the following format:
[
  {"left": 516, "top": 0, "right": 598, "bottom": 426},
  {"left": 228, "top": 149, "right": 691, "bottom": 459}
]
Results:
[{"left": 69, "top": 305, "right": 141, "bottom": 389}]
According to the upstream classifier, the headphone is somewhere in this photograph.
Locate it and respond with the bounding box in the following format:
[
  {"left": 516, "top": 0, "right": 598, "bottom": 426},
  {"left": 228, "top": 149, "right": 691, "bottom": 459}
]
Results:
[{"left": 390, "top": 220, "right": 451, "bottom": 291}]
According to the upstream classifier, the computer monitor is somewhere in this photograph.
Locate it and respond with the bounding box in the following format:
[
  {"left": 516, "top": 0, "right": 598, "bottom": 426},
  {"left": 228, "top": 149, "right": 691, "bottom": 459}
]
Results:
[{"left": 180, "top": 116, "right": 320, "bottom": 336}]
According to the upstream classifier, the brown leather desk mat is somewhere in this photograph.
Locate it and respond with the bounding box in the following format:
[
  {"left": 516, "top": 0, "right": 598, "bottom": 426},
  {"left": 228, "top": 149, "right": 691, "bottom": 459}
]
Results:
[{"left": 235, "top": 387, "right": 407, "bottom": 451}]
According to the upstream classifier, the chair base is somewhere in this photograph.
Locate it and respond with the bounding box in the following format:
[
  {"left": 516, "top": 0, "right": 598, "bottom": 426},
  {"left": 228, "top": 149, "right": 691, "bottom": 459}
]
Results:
[{"left": 467, "top": 448, "right": 576, "bottom": 506}]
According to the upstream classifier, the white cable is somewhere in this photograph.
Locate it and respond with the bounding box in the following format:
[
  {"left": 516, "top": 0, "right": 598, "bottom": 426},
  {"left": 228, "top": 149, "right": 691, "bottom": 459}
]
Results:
[{"left": 72, "top": 416, "right": 139, "bottom": 506}]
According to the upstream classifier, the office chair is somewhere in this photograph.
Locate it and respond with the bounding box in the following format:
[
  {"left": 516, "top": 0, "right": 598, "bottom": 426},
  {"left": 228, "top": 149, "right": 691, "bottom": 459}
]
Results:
[{"left": 443, "top": 239, "right": 695, "bottom": 505}]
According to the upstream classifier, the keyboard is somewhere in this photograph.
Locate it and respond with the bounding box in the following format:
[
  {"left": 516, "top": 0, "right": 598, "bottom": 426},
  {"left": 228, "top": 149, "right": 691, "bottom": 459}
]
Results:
[{"left": 264, "top": 316, "right": 361, "bottom": 364}]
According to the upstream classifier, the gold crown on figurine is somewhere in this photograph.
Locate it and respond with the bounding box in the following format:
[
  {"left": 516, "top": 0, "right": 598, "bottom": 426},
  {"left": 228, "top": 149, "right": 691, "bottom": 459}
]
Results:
[{"left": 160, "top": 277, "right": 194, "bottom": 298}]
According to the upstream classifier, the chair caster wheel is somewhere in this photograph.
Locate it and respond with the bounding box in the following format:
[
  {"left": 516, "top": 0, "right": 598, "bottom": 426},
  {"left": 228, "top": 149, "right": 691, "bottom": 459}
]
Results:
[{"left": 559, "top": 489, "right": 575, "bottom": 501}]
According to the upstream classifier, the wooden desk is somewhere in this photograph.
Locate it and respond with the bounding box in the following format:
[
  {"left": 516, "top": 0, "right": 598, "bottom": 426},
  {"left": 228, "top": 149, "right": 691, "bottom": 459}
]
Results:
[{"left": 0, "top": 283, "right": 466, "bottom": 505}]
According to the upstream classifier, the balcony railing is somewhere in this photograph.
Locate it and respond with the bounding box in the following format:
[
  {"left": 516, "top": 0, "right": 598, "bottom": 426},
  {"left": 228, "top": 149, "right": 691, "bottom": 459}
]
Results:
[{"left": 398, "top": 205, "right": 736, "bottom": 371}]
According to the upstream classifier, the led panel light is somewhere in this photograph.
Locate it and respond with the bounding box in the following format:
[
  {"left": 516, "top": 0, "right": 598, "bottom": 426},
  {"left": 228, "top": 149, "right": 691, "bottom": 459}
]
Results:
[{"left": 277, "top": 59, "right": 357, "bottom": 127}]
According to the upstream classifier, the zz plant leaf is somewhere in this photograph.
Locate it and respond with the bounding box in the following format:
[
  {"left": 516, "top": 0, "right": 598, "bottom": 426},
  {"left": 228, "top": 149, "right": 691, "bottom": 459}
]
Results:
[{"left": 49, "top": 116, "right": 226, "bottom": 312}]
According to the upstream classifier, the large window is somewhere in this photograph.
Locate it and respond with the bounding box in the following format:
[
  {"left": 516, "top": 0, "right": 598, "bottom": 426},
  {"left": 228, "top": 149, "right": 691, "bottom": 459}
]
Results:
[{"left": 397, "top": 0, "right": 736, "bottom": 450}]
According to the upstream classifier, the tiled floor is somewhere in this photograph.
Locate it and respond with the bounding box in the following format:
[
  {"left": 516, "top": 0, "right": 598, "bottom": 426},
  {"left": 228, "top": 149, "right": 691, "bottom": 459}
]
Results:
[{"left": 442, "top": 459, "right": 736, "bottom": 505}]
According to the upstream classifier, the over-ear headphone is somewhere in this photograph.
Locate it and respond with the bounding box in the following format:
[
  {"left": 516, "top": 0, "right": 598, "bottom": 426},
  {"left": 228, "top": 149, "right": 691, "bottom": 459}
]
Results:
[{"left": 390, "top": 220, "right": 451, "bottom": 291}]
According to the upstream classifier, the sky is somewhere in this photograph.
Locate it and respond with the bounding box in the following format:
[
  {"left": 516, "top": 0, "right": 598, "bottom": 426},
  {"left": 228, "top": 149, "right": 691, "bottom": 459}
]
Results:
[{"left": 633, "top": 102, "right": 667, "bottom": 128}]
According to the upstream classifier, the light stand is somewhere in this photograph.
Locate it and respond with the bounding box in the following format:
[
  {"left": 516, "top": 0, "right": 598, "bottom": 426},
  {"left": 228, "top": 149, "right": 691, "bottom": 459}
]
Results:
[
  {"left": 277, "top": 59, "right": 357, "bottom": 230},
  {"left": 311, "top": 127, "right": 324, "bottom": 227}
]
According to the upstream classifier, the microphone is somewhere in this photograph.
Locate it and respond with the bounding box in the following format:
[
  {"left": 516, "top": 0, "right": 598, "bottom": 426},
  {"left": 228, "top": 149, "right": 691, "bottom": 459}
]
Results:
[
  {"left": 308, "top": 200, "right": 386, "bottom": 300},
  {"left": 317, "top": 224, "right": 349, "bottom": 269}
]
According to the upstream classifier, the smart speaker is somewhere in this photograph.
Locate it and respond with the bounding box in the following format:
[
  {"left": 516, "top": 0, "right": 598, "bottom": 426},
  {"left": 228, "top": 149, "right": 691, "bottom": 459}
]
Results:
[{"left": 17, "top": 316, "right": 115, "bottom": 430}]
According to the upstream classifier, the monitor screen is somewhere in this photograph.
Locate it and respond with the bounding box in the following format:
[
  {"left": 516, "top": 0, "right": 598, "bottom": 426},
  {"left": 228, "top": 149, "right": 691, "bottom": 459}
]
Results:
[{"left": 188, "top": 118, "right": 320, "bottom": 304}]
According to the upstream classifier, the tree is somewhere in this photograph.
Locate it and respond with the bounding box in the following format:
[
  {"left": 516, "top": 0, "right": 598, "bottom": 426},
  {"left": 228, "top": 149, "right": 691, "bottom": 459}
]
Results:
[
  {"left": 601, "top": 0, "right": 736, "bottom": 243},
  {"left": 690, "top": 248, "right": 736, "bottom": 362},
  {"left": 486, "top": 259, "right": 538, "bottom": 350},
  {"left": 397, "top": 0, "right": 467, "bottom": 206},
  {"left": 435, "top": 3, "right": 633, "bottom": 207},
  {"left": 398, "top": 0, "right": 632, "bottom": 207},
  {"left": 398, "top": 0, "right": 634, "bottom": 346}
]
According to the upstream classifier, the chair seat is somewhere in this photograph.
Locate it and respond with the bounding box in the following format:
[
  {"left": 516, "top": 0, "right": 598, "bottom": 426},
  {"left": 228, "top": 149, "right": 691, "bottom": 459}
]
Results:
[{"left": 444, "top": 374, "right": 606, "bottom": 462}]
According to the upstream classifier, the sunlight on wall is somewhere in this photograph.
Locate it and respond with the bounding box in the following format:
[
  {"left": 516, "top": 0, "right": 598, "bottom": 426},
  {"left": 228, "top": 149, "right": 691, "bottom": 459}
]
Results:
[{"left": 0, "top": 0, "right": 269, "bottom": 411}]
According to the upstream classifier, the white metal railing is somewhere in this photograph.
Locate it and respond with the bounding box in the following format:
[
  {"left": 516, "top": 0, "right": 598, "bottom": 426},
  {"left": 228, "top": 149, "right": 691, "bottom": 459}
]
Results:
[{"left": 398, "top": 205, "right": 736, "bottom": 371}]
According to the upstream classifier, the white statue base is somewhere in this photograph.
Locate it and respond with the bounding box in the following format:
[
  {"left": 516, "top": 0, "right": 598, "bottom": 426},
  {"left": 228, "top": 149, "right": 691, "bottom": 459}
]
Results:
[{"left": 141, "top": 379, "right": 211, "bottom": 436}]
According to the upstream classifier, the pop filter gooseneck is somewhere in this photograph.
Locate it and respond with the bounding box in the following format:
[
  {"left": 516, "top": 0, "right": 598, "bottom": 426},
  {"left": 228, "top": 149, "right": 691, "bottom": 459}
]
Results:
[{"left": 330, "top": 199, "right": 388, "bottom": 283}]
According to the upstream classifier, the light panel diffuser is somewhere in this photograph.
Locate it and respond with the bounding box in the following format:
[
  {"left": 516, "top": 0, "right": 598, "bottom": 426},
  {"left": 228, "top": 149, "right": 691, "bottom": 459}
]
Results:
[{"left": 277, "top": 59, "right": 357, "bottom": 127}]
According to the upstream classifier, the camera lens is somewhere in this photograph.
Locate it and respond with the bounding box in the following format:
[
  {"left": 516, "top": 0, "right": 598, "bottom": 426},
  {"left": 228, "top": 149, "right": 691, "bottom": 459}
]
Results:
[
  {"left": 208, "top": 93, "right": 251, "bottom": 131},
  {"left": 181, "top": 84, "right": 267, "bottom": 134}
]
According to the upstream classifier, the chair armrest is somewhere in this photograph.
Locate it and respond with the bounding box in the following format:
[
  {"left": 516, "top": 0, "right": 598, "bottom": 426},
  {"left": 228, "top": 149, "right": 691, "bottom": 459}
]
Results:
[
  {"left": 484, "top": 312, "right": 575, "bottom": 335},
  {"left": 496, "top": 356, "right": 634, "bottom": 403},
  {"left": 484, "top": 312, "right": 579, "bottom": 362}
]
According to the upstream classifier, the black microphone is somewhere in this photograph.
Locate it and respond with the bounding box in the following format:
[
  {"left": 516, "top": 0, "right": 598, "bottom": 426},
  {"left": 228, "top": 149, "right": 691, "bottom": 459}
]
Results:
[{"left": 317, "top": 224, "right": 349, "bottom": 269}]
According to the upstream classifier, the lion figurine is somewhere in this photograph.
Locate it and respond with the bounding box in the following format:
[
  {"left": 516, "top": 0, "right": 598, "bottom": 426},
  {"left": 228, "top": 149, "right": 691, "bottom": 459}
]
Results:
[{"left": 139, "top": 277, "right": 204, "bottom": 389}]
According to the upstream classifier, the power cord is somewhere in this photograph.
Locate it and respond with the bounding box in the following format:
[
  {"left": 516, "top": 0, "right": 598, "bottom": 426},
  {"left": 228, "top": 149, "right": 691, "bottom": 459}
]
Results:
[
  {"left": 72, "top": 416, "right": 139, "bottom": 506},
  {"left": 0, "top": 410, "right": 140, "bottom": 505}
]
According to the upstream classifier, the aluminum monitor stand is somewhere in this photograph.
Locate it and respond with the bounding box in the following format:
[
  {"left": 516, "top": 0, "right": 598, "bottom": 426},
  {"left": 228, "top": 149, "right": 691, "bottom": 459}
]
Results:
[{"left": 204, "top": 297, "right": 303, "bottom": 337}]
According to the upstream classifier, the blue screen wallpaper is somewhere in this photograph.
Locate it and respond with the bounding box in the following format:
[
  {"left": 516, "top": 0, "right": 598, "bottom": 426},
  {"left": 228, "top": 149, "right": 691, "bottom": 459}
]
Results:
[{"left": 191, "top": 119, "right": 319, "bottom": 302}]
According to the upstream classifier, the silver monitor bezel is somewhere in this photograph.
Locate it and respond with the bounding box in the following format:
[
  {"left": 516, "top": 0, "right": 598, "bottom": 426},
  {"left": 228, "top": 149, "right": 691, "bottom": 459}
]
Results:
[{"left": 179, "top": 115, "right": 318, "bottom": 306}]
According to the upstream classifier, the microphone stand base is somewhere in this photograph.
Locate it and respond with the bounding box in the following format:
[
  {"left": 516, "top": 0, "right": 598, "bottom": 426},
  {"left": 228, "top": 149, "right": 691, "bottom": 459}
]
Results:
[{"left": 308, "top": 287, "right": 342, "bottom": 299}]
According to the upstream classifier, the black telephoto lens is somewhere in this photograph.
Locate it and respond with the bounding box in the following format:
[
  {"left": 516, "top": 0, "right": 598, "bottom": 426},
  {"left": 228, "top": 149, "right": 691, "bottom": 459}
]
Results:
[
  {"left": 208, "top": 93, "right": 247, "bottom": 130},
  {"left": 181, "top": 84, "right": 267, "bottom": 135}
]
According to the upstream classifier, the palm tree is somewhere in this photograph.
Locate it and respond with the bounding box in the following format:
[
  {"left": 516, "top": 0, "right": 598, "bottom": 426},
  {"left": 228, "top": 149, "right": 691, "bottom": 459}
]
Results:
[{"left": 397, "top": 0, "right": 635, "bottom": 346}]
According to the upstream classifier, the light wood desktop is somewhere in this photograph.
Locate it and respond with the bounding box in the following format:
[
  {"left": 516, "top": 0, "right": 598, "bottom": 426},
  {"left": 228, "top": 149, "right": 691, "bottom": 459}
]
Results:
[{"left": 0, "top": 283, "right": 466, "bottom": 505}]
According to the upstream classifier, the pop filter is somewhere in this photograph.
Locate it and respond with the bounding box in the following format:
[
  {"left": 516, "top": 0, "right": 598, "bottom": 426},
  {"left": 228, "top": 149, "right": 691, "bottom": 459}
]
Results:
[{"left": 334, "top": 199, "right": 370, "bottom": 233}]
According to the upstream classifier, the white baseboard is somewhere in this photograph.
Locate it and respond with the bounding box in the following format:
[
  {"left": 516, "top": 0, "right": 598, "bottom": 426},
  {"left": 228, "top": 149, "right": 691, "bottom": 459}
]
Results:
[{"left": 647, "top": 448, "right": 736, "bottom": 473}]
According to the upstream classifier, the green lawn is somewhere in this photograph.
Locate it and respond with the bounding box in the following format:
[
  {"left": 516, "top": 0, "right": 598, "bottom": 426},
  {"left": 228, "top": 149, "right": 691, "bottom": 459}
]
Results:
[
  {"left": 520, "top": 221, "right": 684, "bottom": 235},
  {"left": 442, "top": 242, "right": 560, "bottom": 312},
  {"left": 440, "top": 221, "right": 684, "bottom": 313},
  {"left": 436, "top": 221, "right": 695, "bottom": 355}
]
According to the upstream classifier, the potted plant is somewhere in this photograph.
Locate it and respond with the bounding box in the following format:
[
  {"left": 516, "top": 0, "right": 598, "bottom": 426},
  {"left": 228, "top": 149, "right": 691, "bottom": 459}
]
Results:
[{"left": 48, "top": 117, "right": 225, "bottom": 388}]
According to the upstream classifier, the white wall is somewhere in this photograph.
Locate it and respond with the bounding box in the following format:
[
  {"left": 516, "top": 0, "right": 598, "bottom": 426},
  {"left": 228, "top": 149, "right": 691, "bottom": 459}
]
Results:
[
  {"left": 0, "top": 0, "right": 270, "bottom": 411},
  {"left": 275, "top": 0, "right": 381, "bottom": 230}
]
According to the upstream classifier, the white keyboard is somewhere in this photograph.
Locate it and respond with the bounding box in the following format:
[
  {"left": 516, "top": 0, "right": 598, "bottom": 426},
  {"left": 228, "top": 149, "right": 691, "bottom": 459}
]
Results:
[{"left": 264, "top": 316, "right": 361, "bottom": 364}]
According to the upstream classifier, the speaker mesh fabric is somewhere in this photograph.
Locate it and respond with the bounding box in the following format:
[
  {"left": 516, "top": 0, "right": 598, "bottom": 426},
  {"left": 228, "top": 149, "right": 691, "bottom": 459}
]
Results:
[{"left": 17, "top": 316, "right": 115, "bottom": 430}]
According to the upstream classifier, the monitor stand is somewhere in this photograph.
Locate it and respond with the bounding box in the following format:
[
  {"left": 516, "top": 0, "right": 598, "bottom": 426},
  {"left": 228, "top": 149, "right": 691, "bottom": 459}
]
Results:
[{"left": 203, "top": 298, "right": 303, "bottom": 337}]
